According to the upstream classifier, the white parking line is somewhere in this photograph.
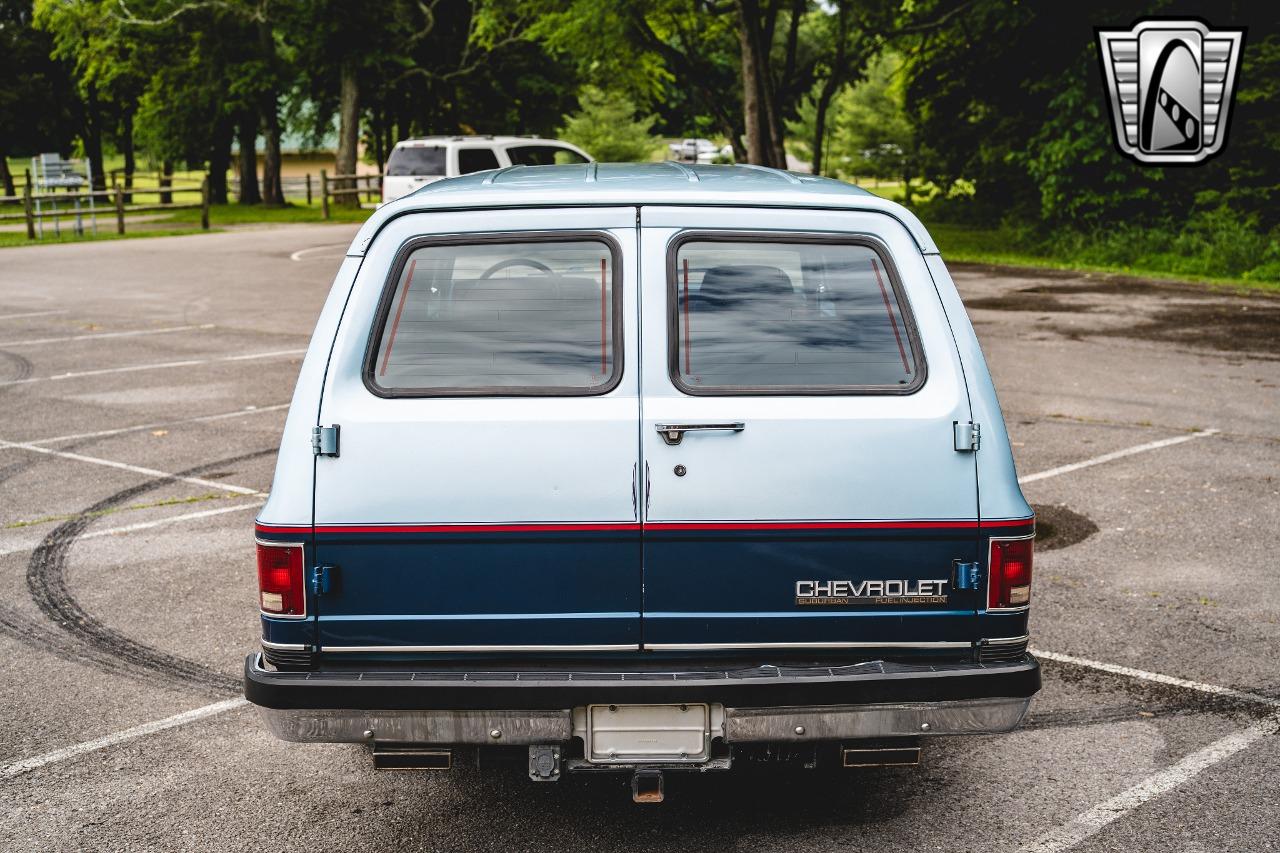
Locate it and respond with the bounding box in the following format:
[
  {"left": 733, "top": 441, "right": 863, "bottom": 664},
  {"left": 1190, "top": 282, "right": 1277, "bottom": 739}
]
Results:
[
  {"left": 0, "top": 310, "right": 66, "bottom": 321},
  {"left": 1032, "top": 648, "right": 1280, "bottom": 708},
  {"left": 1019, "top": 713, "right": 1280, "bottom": 853},
  {"left": 289, "top": 243, "right": 349, "bottom": 261},
  {"left": 28, "top": 403, "right": 289, "bottom": 445},
  {"left": 1018, "top": 429, "right": 1219, "bottom": 485},
  {"left": 1, "top": 697, "right": 249, "bottom": 779},
  {"left": 0, "top": 500, "right": 263, "bottom": 558},
  {"left": 0, "top": 348, "right": 306, "bottom": 386},
  {"left": 1020, "top": 649, "right": 1280, "bottom": 851},
  {"left": 0, "top": 439, "right": 262, "bottom": 495},
  {"left": 0, "top": 323, "right": 213, "bottom": 348}
]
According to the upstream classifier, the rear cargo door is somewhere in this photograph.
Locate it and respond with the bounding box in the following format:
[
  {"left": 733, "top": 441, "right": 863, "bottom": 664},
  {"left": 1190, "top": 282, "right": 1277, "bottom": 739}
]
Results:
[
  {"left": 313, "top": 208, "right": 641, "bottom": 654},
  {"left": 638, "top": 207, "right": 981, "bottom": 652}
]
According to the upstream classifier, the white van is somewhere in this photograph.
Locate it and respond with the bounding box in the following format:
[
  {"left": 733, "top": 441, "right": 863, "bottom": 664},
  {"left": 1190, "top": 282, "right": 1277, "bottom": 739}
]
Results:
[
  {"left": 247, "top": 163, "right": 1038, "bottom": 801},
  {"left": 381, "top": 136, "right": 592, "bottom": 203}
]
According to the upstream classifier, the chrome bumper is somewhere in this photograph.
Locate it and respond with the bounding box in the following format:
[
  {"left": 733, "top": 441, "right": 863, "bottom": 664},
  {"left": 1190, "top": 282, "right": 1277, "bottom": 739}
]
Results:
[{"left": 257, "top": 696, "right": 1031, "bottom": 745}]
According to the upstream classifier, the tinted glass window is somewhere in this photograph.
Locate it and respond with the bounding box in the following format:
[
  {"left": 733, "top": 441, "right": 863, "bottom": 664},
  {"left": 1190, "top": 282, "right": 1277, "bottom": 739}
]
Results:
[
  {"left": 386, "top": 146, "right": 445, "bottom": 176},
  {"left": 457, "top": 148, "right": 501, "bottom": 174},
  {"left": 506, "top": 145, "right": 589, "bottom": 166},
  {"left": 371, "top": 240, "right": 618, "bottom": 394},
  {"left": 672, "top": 240, "right": 920, "bottom": 392}
]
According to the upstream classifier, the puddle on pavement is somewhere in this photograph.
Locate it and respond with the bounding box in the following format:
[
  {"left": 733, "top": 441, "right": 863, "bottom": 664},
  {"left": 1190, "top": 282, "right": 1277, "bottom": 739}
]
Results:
[{"left": 1031, "top": 503, "right": 1098, "bottom": 552}]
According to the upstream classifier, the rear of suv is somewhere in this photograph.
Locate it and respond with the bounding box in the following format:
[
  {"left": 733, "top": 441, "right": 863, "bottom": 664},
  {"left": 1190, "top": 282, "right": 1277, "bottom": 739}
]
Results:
[
  {"left": 247, "top": 163, "right": 1038, "bottom": 800},
  {"left": 381, "top": 136, "right": 592, "bottom": 203}
]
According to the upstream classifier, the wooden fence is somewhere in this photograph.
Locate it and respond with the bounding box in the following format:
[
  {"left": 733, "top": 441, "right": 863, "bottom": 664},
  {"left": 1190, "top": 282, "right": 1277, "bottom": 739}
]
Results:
[
  {"left": 0, "top": 176, "right": 209, "bottom": 239},
  {"left": 319, "top": 170, "right": 383, "bottom": 219}
]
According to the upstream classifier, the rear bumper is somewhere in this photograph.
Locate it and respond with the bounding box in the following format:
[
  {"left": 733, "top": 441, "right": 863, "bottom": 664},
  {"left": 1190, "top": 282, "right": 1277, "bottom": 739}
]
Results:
[{"left": 244, "top": 653, "right": 1039, "bottom": 744}]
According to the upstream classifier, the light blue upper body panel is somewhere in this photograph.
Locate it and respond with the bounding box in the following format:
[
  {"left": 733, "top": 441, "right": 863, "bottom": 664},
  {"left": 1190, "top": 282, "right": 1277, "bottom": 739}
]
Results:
[{"left": 346, "top": 163, "right": 939, "bottom": 257}]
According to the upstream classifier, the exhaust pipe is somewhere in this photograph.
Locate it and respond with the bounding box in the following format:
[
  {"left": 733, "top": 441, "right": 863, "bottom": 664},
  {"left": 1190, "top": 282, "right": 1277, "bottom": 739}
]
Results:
[
  {"left": 372, "top": 744, "right": 452, "bottom": 770},
  {"left": 631, "top": 769, "right": 665, "bottom": 803}
]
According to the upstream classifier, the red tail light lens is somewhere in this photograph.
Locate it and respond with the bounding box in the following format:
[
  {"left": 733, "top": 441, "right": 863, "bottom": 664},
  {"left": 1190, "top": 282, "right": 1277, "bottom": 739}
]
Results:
[
  {"left": 257, "top": 541, "right": 305, "bottom": 616},
  {"left": 988, "top": 537, "right": 1034, "bottom": 610}
]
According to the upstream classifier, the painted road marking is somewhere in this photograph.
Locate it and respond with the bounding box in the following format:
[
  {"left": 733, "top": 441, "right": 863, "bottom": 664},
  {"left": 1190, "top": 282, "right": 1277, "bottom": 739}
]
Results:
[
  {"left": 0, "top": 310, "right": 67, "bottom": 321},
  {"left": 1018, "top": 713, "right": 1280, "bottom": 853},
  {"left": 1019, "top": 649, "right": 1279, "bottom": 851},
  {"left": 0, "top": 348, "right": 306, "bottom": 386},
  {"left": 1032, "top": 648, "right": 1280, "bottom": 708},
  {"left": 1018, "top": 429, "right": 1219, "bottom": 485},
  {"left": 289, "top": 243, "right": 349, "bottom": 261},
  {"left": 0, "top": 439, "right": 262, "bottom": 496},
  {"left": 1, "top": 697, "right": 249, "bottom": 779},
  {"left": 0, "top": 323, "right": 213, "bottom": 348},
  {"left": 28, "top": 403, "right": 289, "bottom": 445},
  {"left": 0, "top": 500, "right": 263, "bottom": 558}
]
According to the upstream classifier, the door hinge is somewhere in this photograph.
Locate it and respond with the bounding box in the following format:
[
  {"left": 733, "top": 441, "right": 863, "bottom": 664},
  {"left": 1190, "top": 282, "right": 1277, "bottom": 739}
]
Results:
[
  {"left": 312, "top": 424, "right": 340, "bottom": 457},
  {"left": 309, "top": 565, "right": 332, "bottom": 595},
  {"left": 953, "top": 421, "right": 980, "bottom": 452},
  {"left": 953, "top": 561, "right": 981, "bottom": 591}
]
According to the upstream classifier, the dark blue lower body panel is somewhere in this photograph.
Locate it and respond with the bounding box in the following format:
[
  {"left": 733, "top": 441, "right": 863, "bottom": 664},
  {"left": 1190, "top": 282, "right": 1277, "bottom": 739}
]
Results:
[
  {"left": 642, "top": 527, "right": 982, "bottom": 646},
  {"left": 314, "top": 529, "right": 641, "bottom": 649}
]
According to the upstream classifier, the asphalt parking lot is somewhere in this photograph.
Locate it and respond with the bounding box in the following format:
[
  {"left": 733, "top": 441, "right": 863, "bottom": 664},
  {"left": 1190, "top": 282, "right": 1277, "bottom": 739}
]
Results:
[{"left": 0, "top": 226, "right": 1277, "bottom": 852}]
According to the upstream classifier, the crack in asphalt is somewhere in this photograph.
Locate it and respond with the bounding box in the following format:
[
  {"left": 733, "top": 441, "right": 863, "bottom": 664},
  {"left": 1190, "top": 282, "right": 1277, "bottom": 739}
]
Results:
[{"left": 12, "top": 449, "right": 274, "bottom": 697}]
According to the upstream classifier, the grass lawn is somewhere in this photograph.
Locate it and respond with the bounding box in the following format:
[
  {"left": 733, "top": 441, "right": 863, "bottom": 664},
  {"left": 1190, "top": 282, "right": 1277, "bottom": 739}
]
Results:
[
  {"left": 0, "top": 227, "right": 207, "bottom": 249},
  {"left": 928, "top": 222, "right": 1280, "bottom": 295},
  {"left": 166, "top": 201, "right": 373, "bottom": 225},
  {"left": 0, "top": 200, "right": 372, "bottom": 249}
]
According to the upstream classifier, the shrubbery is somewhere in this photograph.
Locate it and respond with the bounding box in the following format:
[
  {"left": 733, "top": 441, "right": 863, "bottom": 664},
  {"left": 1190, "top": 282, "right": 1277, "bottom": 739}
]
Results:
[
  {"left": 558, "top": 87, "right": 660, "bottom": 162},
  {"left": 924, "top": 201, "right": 1280, "bottom": 284}
]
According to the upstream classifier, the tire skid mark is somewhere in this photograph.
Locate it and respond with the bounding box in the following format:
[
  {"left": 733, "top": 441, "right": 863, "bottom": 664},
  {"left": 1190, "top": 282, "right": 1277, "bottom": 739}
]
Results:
[
  {"left": 0, "top": 350, "right": 35, "bottom": 484},
  {"left": 21, "top": 449, "right": 274, "bottom": 696}
]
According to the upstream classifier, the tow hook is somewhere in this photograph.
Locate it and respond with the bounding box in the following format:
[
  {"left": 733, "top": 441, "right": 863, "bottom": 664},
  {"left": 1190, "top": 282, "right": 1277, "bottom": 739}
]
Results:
[{"left": 631, "top": 768, "right": 665, "bottom": 803}]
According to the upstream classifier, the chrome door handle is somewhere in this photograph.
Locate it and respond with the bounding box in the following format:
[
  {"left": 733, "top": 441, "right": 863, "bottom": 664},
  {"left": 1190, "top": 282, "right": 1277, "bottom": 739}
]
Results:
[{"left": 654, "top": 422, "right": 746, "bottom": 446}]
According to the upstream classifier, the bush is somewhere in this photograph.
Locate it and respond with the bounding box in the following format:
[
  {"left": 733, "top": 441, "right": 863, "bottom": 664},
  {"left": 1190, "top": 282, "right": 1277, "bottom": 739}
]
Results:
[
  {"left": 1046, "top": 208, "right": 1279, "bottom": 280},
  {"left": 558, "top": 87, "right": 660, "bottom": 162}
]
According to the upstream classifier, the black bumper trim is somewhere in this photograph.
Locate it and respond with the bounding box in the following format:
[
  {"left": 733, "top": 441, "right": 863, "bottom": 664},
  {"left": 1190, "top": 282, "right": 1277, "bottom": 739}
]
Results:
[{"left": 244, "top": 653, "right": 1040, "bottom": 711}]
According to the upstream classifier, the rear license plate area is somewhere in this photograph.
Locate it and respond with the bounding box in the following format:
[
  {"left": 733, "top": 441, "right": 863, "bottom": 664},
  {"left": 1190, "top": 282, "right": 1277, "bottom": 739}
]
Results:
[{"left": 585, "top": 704, "right": 710, "bottom": 764}]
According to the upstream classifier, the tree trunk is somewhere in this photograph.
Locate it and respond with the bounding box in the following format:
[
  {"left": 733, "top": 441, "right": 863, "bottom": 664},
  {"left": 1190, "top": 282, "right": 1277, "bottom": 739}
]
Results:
[
  {"left": 812, "top": 88, "right": 832, "bottom": 176},
  {"left": 261, "top": 104, "right": 283, "bottom": 205},
  {"left": 762, "top": 76, "right": 787, "bottom": 168},
  {"left": 737, "top": 1, "right": 768, "bottom": 166},
  {"left": 335, "top": 62, "right": 360, "bottom": 208},
  {"left": 159, "top": 161, "right": 173, "bottom": 205},
  {"left": 83, "top": 83, "right": 107, "bottom": 192},
  {"left": 121, "top": 108, "right": 135, "bottom": 203},
  {"left": 0, "top": 151, "right": 13, "bottom": 198},
  {"left": 208, "top": 115, "right": 234, "bottom": 205},
  {"left": 258, "top": 21, "right": 284, "bottom": 206},
  {"left": 371, "top": 107, "right": 384, "bottom": 174},
  {"left": 237, "top": 113, "right": 261, "bottom": 205}
]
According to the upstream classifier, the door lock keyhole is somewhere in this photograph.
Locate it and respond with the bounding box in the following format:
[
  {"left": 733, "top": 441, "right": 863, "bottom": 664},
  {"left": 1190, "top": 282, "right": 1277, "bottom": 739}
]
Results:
[{"left": 673, "top": 465, "right": 687, "bottom": 477}]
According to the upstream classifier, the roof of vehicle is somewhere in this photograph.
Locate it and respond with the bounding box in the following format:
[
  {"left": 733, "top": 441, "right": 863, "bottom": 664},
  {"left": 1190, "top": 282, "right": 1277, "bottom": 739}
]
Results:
[
  {"left": 349, "top": 163, "right": 938, "bottom": 255},
  {"left": 393, "top": 136, "right": 571, "bottom": 146}
]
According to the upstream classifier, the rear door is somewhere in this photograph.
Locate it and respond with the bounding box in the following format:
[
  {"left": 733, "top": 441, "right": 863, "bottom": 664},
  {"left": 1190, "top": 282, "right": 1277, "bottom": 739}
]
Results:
[
  {"left": 638, "top": 207, "right": 981, "bottom": 653},
  {"left": 314, "top": 208, "right": 641, "bottom": 654}
]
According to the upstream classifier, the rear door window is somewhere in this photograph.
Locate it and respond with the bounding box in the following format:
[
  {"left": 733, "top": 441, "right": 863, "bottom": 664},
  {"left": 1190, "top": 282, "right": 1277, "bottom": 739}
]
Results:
[
  {"left": 385, "top": 146, "right": 445, "bottom": 176},
  {"left": 506, "top": 145, "right": 589, "bottom": 166},
  {"left": 670, "top": 237, "right": 923, "bottom": 394},
  {"left": 457, "top": 147, "right": 501, "bottom": 174},
  {"left": 368, "top": 237, "right": 620, "bottom": 395}
]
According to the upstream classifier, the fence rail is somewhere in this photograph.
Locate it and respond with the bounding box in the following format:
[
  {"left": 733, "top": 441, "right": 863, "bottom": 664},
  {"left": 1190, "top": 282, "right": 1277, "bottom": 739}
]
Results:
[
  {"left": 319, "top": 170, "right": 383, "bottom": 219},
  {"left": 0, "top": 177, "right": 208, "bottom": 239}
]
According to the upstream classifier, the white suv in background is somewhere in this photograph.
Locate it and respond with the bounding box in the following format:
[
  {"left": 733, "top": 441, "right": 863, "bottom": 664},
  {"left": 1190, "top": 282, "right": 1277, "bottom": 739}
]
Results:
[{"left": 381, "top": 136, "right": 592, "bottom": 202}]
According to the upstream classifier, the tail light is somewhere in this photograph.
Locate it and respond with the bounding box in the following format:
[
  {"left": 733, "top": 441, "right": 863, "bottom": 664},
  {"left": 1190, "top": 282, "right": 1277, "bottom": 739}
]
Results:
[
  {"left": 257, "top": 540, "right": 305, "bottom": 617},
  {"left": 988, "top": 536, "right": 1033, "bottom": 610}
]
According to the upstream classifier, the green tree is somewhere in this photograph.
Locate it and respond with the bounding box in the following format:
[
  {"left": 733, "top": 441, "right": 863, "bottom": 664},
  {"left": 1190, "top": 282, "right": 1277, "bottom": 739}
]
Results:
[
  {"left": 0, "top": 0, "right": 78, "bottom": 195},
  {"left": 559, "top": 86, "right": 659, "bottom": 161}
]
